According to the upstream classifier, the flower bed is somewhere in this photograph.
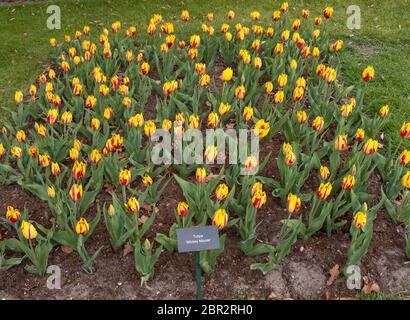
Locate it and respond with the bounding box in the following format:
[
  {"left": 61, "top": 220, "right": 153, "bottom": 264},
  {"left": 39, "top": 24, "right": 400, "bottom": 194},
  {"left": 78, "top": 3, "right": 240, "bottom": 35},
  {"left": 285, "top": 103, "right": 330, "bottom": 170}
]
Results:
[{"left": 1, "top": 3, "right": 410, "bottom": 298}]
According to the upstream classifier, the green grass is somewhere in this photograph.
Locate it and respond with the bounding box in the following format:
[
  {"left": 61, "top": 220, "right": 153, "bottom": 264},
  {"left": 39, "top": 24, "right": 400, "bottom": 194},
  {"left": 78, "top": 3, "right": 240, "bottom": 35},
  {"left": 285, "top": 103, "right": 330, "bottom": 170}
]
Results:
[
  {"left": 358, "top": 292, "right": 410, "bottom": 300},
  {"left": 1, "top": 0, "right": 410, "bottom": 143}
]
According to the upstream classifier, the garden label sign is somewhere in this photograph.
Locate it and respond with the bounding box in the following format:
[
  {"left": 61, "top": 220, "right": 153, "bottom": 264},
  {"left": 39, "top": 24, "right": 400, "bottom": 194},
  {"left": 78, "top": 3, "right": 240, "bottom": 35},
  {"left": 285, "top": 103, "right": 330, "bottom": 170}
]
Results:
[
  {"left": 176, "top": 226, "right": 220, "bottom": 299},
  {"left": 176, "top": 225, "right": 220, "bottom": 252}
]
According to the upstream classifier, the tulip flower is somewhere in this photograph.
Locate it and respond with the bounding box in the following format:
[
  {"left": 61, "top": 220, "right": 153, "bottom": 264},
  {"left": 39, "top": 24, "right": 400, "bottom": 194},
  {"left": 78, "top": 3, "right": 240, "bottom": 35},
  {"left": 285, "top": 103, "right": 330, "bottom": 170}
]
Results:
[
  {"left": 317, "top": 182, "right": 332, "bottom": 200},
  {"left": 75, "top": 218, "right": 90, "bottom": 235},
  {"left": 212, "top": 208, "right": 228, "bottom": 229},
  {"left": 323, "top": 7, "right": 333, "bottom": 19},
  {"left": 402, "top": 171, "right": 410, "bottom": 189},
  {"left": 362, "top": 139, "right": 378, "bottom": 154},
  {"left": 341, "top": 175, "right": 355, "bottom": 190},
  {"left": 199, "top": 73, "right": 210, "bottom": 86},
  {"left": 400, "top": 122, "right": 410, "bottom": 138},
  {"left": 72, "top": 161, "right": 86, "bottom": 180},
  {"left": 69, "top": 184, "right": 83, "bottom": 201},
  {"left": 142, "top": 175, "right": 153, "bottom": 186},
  {"left": 312, "top": 116, "right": 324, "bottom": 131},
  {"left": 215, "top": 183, "right": 229, "bottom": 201},
  {"left": 362, "top": 66, "right": 375, "bottom": 81},
  {"left": 280, "top": 2, "right": 289, "bottom": 12},
  {"left": 48, "top": 186, "right": 56, "bottom": 198},
  {"left": 11, "top": 146, "right": 23, "bottom": 159},
  {"left": 400, "top": 150, "right": 410, "bottom": 165},
  {"left": 69, "top": 148, "right": 79, "bottom": 161},
  {"left": 195, "top": 167, "right": 207, "bottom": 183},
  {"left": 16, "top": 130, "right": 26, "bottom": 143},
  {"left": 334, "top": 134, "right": 348, "bottom": 151},
  {"left": 144, "top": 120, "right": 156, "bottom": 138},
  {"left": 264, "top": 82, "right": 273, "bottom": 94},
  {"left": 28, "top": 146, "right": 38, "bottom": 157},
  {"left": 293, "top": 86, "right": 304, "bottom": 101},
  {"left": 253, "top": 57, "right": 262, "bottom": 69},
  {"left": 320, "top": 166, "right": 330, "bottom": 180},
  {"left": 274, "top": 91, "right": 284, "bottom": 104},
  {"left": 287, "top": 193, "right": 301, "bottom": 213},
  {"left": 235, "top": 85, "right": 246, "bottom": 99},
  {"left": 15, "top": 90, "right": 23, "bottom": 104},
  {"left": 204, "top": 145, "right": 218, "bottom": 162},
  {"left": 208, "top": 112, "right": 220, "bottom": 128},
  {"left": 227, "top": 10, "right": 235, "bottom": 20},
  {"left": 6, "top": 206, "right": 21, "bottom": 223},
  {"left": 355, "top": 128, "right": 365, "bottom": 142},
  {"left": 252, "top": 190, "right": 267, "bottom": 208},
  {"left": 221, "top": 67, "right": 233, "bottom": 81},
  {"left": 272, "top": 10, "right": 281, "bottom": 21},
  {"left": 125, "top": 196, "right": 140, "bottom": 213},
  {"left": 330, "top": 40, "right": 343, "bottom": 52},
  {"left": 88, "top": 149, "right": 101, "bottom": 165},
  {"left": 285, "top": 151, "right": 296, "bottom": 166},
  {"left": 353, "top": 211, "right": 367, "bottom": 229},
  {"left": 379, "top": 105, "right": 390, "bottom": 118},
  {"left": 181, "top": 10, "right": 189, "bottom": 22},
  {"left": 190, "top": 34, "right": 200, "bottom": 47},
  {"left": 61, "top": 111, "right": 73, "bottom": 124},
  {"left": 302, "top": 9, "right": 310, "bottom": 18},
  {"left": 186, "top": 47, "right": 197, "bottom": 60},
  {"left": 297, "top": 110, "right": 307, "bottom": 124},
  {"left": 252, "top": 39, "right": 260, "bottom": 51},
  {"left": 251, "top": 182, "right": 263, "bottom": 197},
  {"left": 104, "top": 107, "right": 113, "bottom": 120},
  {"left": 274, "top": 42, "right": 284, "bottom": 55},
  {"left": 340, "top": 104, "right": 352, "bottom": 118},
  {"left": 254, "top": 119, "right": 270, "bottom": 138},
  {"left": 119, "top": 168, "right": 131, "bottom": 186},
  {"left": 207, "top": 12, "right": 213, "bottom": 22},
  {"left": 51, "top": 162, "right": 61, "bottom": 176},
  {"left": 189, "top": 114, "right": 200, "bottom": 129},
  {"left": 218, "top": 103, "right": 231, "bottom": 116},
  {"left": 21, "top": 221, "right": 38, "bottom": 240},
  {"left": 177, "top": 201, "right": 189, "bottom": 218},
  {"left": 195, "top": 63, "right": 206, "bottom": 75},
  {"left": 243, "top": 106, "right": 254, "bottom": 122}
]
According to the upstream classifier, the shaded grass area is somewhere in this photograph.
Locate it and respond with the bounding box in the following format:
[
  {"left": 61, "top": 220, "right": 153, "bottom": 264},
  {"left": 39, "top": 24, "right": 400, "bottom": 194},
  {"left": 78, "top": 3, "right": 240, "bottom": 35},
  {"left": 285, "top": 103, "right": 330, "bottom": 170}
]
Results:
[{"left": 0, "top": 0, "right": 409, "bottom": 144}]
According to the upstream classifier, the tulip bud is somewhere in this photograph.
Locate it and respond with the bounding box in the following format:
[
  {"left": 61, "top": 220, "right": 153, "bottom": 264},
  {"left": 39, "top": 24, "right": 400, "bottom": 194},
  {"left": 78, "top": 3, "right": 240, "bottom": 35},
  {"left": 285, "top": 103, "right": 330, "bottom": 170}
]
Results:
[
  {"left": 353, "top": 211, "right": 367, "bottom": 229},
  {"left": 47, "top": 186, "right": 56, "bottom": 198},
  {"left": 75, "top": 218, "right": 90, "bottom": 235},
  {"left": 334, "top": 134, "right": 348, "bottom": 151},
  {"left": 287, "top": 193, "right": 301, "bottom": 213},
  {"left": 177, "top": 201, "right": 189, "bottom": 218},
  {"left": 21, "top": 220, "right": 37, "bottom": 240},
  {"left": 362, "top": 66, "right": 375, "bottom": 81},
  {"left": 195, "top": 167, "right": 207, "bottom": 183},
  {"left": 108, "top": 204, "right": 116, "bottom": 217},
  {"left": 320, "top": 166, "right": 330, "bottom": 180}
]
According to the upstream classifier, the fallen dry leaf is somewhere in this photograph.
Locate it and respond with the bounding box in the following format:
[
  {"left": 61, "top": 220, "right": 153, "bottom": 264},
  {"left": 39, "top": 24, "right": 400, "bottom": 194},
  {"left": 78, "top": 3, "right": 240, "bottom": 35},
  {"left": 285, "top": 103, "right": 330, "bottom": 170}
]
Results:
[
  {"left": 326, "top": 264, "right": 340, "bottom": 286},
  {"left": 123, "top": 243, "right": 133, "bottom": 257},
  {"left": 362, "top": 281, "right": 380, "bottom": 294},
  {"left": 138, "top": 214, "right": 149, "bottom": 224},
  {"left": 61, "top": 246, "right": 73, "bottom": 254},
  {"left": 140, "top": 203, "right": 153, "bottom": 212}
]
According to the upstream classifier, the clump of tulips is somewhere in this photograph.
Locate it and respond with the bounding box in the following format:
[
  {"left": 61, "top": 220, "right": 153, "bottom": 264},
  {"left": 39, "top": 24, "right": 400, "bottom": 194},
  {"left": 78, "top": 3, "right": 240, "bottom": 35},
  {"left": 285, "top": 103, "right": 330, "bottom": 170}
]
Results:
[{"left": 1, "top": 3, "right": 409, "bottom": 289}]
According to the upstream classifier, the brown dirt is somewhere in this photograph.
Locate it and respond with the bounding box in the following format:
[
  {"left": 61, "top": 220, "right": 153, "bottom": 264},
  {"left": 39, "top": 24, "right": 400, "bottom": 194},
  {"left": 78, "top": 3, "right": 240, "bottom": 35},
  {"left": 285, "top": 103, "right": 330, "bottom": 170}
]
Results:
[{"left": 1, "top": 171, "right": 409, "bottom": 300}]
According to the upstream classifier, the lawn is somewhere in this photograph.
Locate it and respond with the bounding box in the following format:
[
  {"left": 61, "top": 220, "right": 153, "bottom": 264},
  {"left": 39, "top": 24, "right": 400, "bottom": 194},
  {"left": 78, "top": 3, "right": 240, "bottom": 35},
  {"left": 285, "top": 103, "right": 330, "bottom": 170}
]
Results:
[{"left": 0, "top": 0, "right": 410, "bottom": 145}]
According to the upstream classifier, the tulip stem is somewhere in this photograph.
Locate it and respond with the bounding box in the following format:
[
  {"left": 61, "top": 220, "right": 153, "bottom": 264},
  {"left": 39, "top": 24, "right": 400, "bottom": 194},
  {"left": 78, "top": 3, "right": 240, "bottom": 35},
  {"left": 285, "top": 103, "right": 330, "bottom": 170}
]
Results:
[{"left": 195, "top": 251, "right": 203, "bottom": 300}]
